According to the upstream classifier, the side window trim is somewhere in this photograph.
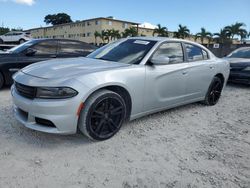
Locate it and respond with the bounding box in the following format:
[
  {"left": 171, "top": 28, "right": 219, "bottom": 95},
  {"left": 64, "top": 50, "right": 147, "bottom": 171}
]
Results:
[
  {"left": 149, "top": 41, "right": 186, "bottom": 65},
  {"left": 184, "top": 43, "right": 210, "bottom": 62}
]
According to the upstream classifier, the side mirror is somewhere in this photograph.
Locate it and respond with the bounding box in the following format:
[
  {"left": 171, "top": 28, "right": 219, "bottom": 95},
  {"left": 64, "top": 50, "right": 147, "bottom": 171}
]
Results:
[
  {"left": 150, "top": 55, "right": 170, "bottom": 65},
  {"left": 26, "top": 48, "right": 36, "bottom": 56}
]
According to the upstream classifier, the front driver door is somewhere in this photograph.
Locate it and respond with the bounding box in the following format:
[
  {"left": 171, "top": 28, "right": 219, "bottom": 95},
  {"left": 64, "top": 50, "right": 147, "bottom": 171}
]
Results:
[{"left": 144, "top": 42, "right": 189, "bottom": 113}]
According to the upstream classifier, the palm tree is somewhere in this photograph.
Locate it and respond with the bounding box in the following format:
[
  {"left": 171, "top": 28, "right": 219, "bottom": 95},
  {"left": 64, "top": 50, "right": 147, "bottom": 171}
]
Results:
[
  {"left": 239, "top": 30, "right": 248, "bottom": 42},
  {"left": 174, "top": 24, "right": 190, "bottom": 39},
  {"left": 122, "top": 27, "right": 138, "bottom": 37},
  {"left": 100, "top": 30, "right": 108, "bottom": 43},
  {"left": 195, "top": 27, "right": 212, "bottom": 44},
  {"left": 213, "top": 28, "right": 231, "bottom": 44},
  {"left": 153, "top": 24, "right": 168, "bottom": 37},
  {"left": 109, "top": 29, "right": 121, "bottom": 41},
  {"left": 94, "top": 31, "right": 101, "bottom": 45},
  {"left": 105, "top": 29, "right": 113, "bottom": 43},
  {"left": 224, "top": 22, "right": 247, "bottom": 39}
]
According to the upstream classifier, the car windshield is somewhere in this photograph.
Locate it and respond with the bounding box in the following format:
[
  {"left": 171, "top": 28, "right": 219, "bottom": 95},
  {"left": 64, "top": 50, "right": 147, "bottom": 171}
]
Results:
[
  {"left": 227, "top": 48, "right": 250, "bottom": 59},
  {"left": 7, "top": 40, "right": 38, "bottom": 54},
  {"left": 87, "top": 39, "right": 157, "bottom": 64}
]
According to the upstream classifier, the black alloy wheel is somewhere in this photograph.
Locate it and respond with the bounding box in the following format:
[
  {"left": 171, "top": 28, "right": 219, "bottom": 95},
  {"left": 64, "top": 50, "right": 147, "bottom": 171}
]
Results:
[
  {"left": 204, "top": 77, "right": 223, "bottom": 105},
  {"left": 78, "top": 89, "right": 126, "bottom": 141}
]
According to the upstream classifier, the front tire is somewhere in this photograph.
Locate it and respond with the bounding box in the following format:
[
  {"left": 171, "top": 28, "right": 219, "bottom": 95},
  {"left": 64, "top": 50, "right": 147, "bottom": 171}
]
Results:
[
  {"left": 203, "top": 77, "right": 223, "bottom": 106},
  {"left": 19, "top": 39, "right": 25, "bottom": 44},
  {"left": 0, "top": 72, "right": 4, "bottom": 89},
  {"left": 78, "top": 89, "right": 126, "bottom": 141}
]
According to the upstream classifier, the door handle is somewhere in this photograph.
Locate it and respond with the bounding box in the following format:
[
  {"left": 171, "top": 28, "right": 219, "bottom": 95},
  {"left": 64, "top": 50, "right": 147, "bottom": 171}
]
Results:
[
  {"left": 50, "top": 55, "right": 57, "bottom": 58},
  {"left": 182, "top": 71, "right": 188, "bottom": 75},
  {"left": 209, "top": 66, "right": 214, "bottom": 69}
]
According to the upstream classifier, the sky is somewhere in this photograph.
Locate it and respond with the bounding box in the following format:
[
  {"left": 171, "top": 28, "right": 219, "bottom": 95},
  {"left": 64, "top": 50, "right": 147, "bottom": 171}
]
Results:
[{"left": 0, "top": 0, "right": 250, "bottom": 35}]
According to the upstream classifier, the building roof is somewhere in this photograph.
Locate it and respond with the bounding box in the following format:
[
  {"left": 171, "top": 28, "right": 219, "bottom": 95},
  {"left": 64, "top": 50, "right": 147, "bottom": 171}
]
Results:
[{"left": 27, "top": 17, "right": 140, "bottom": 31}]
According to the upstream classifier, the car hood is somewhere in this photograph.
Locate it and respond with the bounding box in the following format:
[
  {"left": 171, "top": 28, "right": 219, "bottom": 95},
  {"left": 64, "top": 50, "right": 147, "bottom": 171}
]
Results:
[{"left": 21, "top": 57, "right": 131, "bottom": 79}]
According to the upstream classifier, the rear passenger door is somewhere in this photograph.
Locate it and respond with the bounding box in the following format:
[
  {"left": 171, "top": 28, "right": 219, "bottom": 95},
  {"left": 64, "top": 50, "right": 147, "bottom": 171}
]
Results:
[
  {"left": 57, "top": 40, "right": 90, "bottom": 58},
  {"left": 184, "top": 43, "right": 216, "bottom": 100}
]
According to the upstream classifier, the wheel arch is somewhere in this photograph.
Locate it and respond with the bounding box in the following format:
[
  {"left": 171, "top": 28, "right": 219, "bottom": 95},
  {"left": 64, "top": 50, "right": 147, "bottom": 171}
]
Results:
[
  {"left": 82, "top": 84, "right": 132, "bottom": 121},
  {"left": 214, "top": 73, "right": 225, "bottom": 85}
]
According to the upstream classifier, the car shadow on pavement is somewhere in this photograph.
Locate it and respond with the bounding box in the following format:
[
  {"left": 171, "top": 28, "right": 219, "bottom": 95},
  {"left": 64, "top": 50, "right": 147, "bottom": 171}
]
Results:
[{"left": 227, "top": 82, "right": 250, "bottom": 89}]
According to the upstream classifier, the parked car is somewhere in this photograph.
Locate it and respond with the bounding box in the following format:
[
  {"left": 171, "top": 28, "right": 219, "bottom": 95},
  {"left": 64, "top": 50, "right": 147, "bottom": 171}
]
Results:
[
  {"left": 226, "top": 47, "right": 250, "bottom": 84},
  {"left": 0, "top": 31, "right": 32, "bottom": 44},
  {"left": 0, "top": 38, "right": 97, "bottom": 88},
  {"left": 11, "top": 37, "right": 230, "bottom": 141}
]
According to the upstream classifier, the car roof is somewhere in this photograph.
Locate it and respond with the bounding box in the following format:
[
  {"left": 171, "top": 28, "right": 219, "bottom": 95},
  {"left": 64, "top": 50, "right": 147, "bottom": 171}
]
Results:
[
  {"left": 29, "top": 38, "right": 97, "bottom": 49},
  {"left": 129, "top": 36, "right": 215, "bottom": 56},
  {"left": 233, "top": 47, "right": 250, "bottom": 51},
  {"left": 130, "top": 36, "right": 204, "bottom": 45}
]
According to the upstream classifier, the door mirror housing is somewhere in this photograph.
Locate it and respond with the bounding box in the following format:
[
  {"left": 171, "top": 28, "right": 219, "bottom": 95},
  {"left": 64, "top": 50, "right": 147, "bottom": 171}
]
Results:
[
  {"left": 26, "top": 48, "right": 36, "bottom": 56},
  {"left": 150, "top": 55, "right": 170, "bottom": 65}
]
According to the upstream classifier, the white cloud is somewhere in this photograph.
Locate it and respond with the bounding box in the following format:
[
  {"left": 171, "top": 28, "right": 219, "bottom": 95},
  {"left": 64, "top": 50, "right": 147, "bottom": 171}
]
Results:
[
  {"left": 0, "top": 0, "right": 35, "bottom": 6},
  {"left": 14, "top": 0, "right": 35, "bottom": 5},
  {"left": 139, "top": 22, "right": 157, "bottom": 29}
]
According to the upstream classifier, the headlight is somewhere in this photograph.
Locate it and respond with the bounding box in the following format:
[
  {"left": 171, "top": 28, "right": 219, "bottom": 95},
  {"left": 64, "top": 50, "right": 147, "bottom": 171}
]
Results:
[
  {"left": 36, "top": 87, "right": 78, "bottom": 99},
  {"left": 244, "top": 66, "right": 250, "bottom": 71}
]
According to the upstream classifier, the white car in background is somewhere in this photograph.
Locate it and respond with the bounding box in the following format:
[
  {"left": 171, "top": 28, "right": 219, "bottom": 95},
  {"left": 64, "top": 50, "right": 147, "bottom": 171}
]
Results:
[{"left": 0, "top": 31, "right": 32, "bottom": 44}]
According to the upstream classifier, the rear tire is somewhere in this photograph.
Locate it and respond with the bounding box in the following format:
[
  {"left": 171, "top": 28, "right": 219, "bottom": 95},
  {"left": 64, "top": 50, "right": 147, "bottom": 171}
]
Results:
[
  {"left": 19, "top": 39, "right": 25, "bottom": 44},
  {"left": 78, "top": 89, "right": 126, "bottom": 141},
  {"left": 0, "top": 72, "right": 4, "bottom": 89},
  {"left": 203, "top": 77, "right": 223, "bottom": 106}
]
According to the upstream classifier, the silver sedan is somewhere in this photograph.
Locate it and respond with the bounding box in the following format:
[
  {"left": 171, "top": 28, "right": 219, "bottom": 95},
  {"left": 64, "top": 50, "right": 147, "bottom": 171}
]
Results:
[{"left": 11, "top": 37, "right": 230, "bottom": 140}]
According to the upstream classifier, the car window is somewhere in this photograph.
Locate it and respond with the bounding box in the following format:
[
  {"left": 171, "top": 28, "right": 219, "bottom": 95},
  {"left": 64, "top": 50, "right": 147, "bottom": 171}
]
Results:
[
  {"left": 152, "top": 42, "right": 184, "bottom": 64},
  {"left": 227, "top": 48, "right": 250, "bottom": 59},
  {"left": 58, "top": 41, "right": 91, "bottom": 55},
  {"left": 88, "top": 39, "right": 157, "bottom": 64},
  {"left": 202, "top": 49, "right": 209, "bottom": 60},
  {"left": 31, "top": 41, "right": 57, "bottom": 55},
  {"left": 5, "top": 32, "right": 13, "bottom": 36},
  {"left": 185, "top": 43, "right": 205, "bottom": 61}
]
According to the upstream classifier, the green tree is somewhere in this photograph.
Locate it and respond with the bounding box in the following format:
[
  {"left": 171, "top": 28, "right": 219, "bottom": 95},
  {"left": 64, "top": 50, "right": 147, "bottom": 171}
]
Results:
[
  {"left": 44, "top": 13, "right": 72, "bottom": 25},
  {"left": 100, "top": 30, "right": 108, "bottom": 43},
  {"left": 195, "top": 27, "right": 212, "bottom": 44},
  {"left": 109, "top": 29, "right": 121, "bottom": 41},
  {"left": 153, "top": 24, "right": 168, "bottom": 37},
  {"left": 122, "top": 27, "right": 138, "bottom": 37},
  {"left": 174, "top": 24, "right": 190, "bottom": 39},
  {"left": 224, "top": 22, "right": 247, "bottom": 39},
  {"left": 213, "top": 28, "right": 231, "bottom": 44},
  {"left": 0, "top": 27, "right": 10, "bottom": 35},
  {"left": 94, "top": 31, "right": 101, "bottom": 45}
]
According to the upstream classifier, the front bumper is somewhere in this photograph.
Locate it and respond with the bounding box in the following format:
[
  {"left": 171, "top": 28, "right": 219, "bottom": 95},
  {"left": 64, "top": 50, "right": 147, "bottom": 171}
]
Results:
[
  {"left": 11, "top": 86, "right": 81, "bottom": 135},
  {"left": 229, "top": 71, "right": 250, "bottom": 84}
]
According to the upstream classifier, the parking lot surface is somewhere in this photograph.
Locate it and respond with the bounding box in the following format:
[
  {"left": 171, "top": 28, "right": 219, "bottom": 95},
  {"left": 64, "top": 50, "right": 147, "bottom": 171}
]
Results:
[{"left": 0, "top": 84, "right": 249, "bottom": 188}]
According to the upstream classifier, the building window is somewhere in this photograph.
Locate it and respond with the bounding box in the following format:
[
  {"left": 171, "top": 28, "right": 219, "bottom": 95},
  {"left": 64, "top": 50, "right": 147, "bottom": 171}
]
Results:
[
  {"left": 107, "top": 21, "right": 112, "bottom": 26},
  {"left": 123, "top": 23, "right": 128, "bottom": 28},
  {"left": 87, "top": 22, "right": 91, "bottom": 26},
  {"left": 95, "top": 20, "right": 100, "bottom": 25},
  {"left": 87, "top": 32, "right": 91, "bottom": 37},
  {"left": 82, "top": 22, "right": 85, "bottom": 27}
]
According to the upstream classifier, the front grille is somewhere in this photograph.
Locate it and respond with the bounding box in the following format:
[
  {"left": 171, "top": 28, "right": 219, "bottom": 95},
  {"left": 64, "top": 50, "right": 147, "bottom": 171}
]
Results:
[{"left": 15, "top": 82, "right": 36, "bottom": 99}]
